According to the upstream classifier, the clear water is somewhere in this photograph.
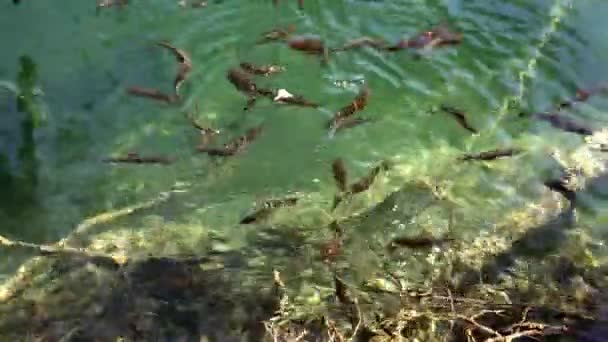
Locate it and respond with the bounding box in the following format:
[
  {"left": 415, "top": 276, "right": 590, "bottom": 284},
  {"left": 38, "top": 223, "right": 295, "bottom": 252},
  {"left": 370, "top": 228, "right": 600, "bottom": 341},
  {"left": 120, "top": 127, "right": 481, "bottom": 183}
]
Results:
[{"left": 1, "top": 0, "right": 608, "bottom": 307}]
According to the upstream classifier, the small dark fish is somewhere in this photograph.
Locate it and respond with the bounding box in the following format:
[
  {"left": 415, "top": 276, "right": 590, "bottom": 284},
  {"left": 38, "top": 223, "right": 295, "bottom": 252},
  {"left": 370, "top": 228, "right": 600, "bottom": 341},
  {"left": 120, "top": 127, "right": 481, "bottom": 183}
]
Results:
[
  {"left": 332, "top": 158, "right": 348, "bottom": 192},
  {"left": 263, "top": 197, "right": 299, "bottom": 208},
  {"left": 432, "top": 24, "right": 464, "bottom": 47},
  {"left": 127, "top": 87, "right": 178, "bottom": 103},
  {"left": 320, "top": 221, "right": 344, "bottom": 261},
  {"left": 349, "top": 161, "right": 389, "bottom": 194},
  {"left": 240, "top": 197, "right": 299, "bottom": 224},
  {"left": 544, "top": 178, "right": 576, "bottom": 203},
  {"left": 328, "top": 86, "right": 371, "bottom": 129},
  {"left": 227, "top": 68, "right": 274, "bottom": 98},
  {"left": 332, "top": 116, "right": 371, "bottom": 135},
  {"left": 334, "top": 275, "right": 353, "bottom": 305},
  {"left": 156, "top": 41, "right": 192, "bottom": 95},
  {"left": 287, "top": 35, "right": 327, "bottom": 56},
  {"left": 532, "top": 112, "right": 594, "bottom": 136},
  {"left": 227, "top": 68, "right": 258, "bottom": 95},
  {"left": 557, "top": 84, "right": 608, "bottom": 110},
  {"left": 388, "top": 24, "right": 463, "bottom": 51},
  {"left": 13, "top": 0, "right": 20, "bottom": 4},
  {"left": 240, "top": 62, "right": 285, "bottom": 76},
  {"left": 337, "top": 86, "right": 370, "bottom": 118},
  {"left": 227, "top": 68, "right": 273, "bottom": 110},
  {"left": 190, "top": 1, "right": 208, "bottom": 8},
  {"left": 272, "top": 93, "right": 319, "bottom": 108},
  {"left": 103, "top": 152, "right": 173, "bottom": 165},
  {"left": 240, "top": 207, "right": 273, "bottom": 224},
  {"left": 389, "top": 31, "right": 434, "bottom": 50},
  {"left": 460, "top": 148, "right": 522, "bottom": 161},
  {"left": 594, "top": 144, "right": 608, "bottom": 152},
  {"left": 439, "top": 105, "right": 478, "bottom": 134},
  {"left": 197, "top": 124, "right": 263, "bottom": 157},
  {"left": 331, "top": 160, "right": 389, "bottom": 211},
  {"left": 331, "top": 194, "right": 344, "bottom": 211},
  {"left": 257, "top": 25, "right": 295, "bottom": 44},
  {"left": 187, "top": 109, "right": 220, "bottom": 149},
  {"left": 387, "top": 235, "right": 454, "bottom": 251}
]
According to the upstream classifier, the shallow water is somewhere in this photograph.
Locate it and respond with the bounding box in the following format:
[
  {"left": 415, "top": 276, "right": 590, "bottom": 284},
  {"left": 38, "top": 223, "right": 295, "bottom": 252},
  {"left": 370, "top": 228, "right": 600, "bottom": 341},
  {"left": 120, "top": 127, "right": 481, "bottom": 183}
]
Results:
[{"left": 1, "top": 0, "right": 608, "bottom": 327}]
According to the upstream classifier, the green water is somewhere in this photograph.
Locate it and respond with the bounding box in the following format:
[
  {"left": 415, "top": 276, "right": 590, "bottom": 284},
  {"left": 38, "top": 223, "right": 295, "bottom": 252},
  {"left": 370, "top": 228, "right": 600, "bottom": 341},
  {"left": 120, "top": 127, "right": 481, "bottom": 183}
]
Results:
[{"left": 1, "top": 0, "right": 608, "bottom": 332}]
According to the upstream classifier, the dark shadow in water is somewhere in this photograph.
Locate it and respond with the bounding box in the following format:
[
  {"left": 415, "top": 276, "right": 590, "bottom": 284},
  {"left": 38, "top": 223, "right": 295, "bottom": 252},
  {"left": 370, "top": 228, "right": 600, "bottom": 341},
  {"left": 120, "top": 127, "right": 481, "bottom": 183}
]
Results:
[
  {"left": 454, "top": 205, "right": 576, "bottom": 295},
  {"left": 0, "top": 252, "right": 282, "bottom": 341},
  {"left": 0, "top": 55, "right": 40, "bottom": 213}
]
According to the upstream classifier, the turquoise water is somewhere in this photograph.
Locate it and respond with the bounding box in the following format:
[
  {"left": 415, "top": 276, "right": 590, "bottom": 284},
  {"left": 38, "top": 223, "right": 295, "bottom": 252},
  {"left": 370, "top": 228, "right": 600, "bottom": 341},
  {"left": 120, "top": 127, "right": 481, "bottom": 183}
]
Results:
[
  {"left": 3, "top": 0, "right": 608, "bottom": 340},
  {"left": 1, "top": 0, "right": 608, "bottom": 311}
]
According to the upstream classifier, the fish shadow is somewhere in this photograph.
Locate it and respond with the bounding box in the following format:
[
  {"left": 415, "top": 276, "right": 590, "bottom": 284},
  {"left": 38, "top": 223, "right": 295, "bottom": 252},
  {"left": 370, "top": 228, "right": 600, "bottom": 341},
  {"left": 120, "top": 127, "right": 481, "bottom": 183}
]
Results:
[{"left": 454, "top": 205, "right": 576, "bottom": 295}]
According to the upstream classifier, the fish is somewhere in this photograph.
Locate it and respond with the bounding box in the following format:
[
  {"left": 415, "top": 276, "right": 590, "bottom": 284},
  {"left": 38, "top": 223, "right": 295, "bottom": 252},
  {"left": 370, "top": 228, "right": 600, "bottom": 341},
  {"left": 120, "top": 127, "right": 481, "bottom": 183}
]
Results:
[
  {"left": 227, "top": 68, "right": 274, "bottom": 110},
  {"left": 190, "top": 1, "right": 208, "bottom": 7},
  {"left": 320, "top": 221, "right": 344, "bottom": 261},
  {"left": 460, "top": 148, "right": 523, "bottom": 161},
  {"left": 328, "top": 86, "right": 371, "bottom": 129},
  {"left": 349, "top": 161, "right": 390, "bottom": 194},
  {"left": 239, "top": 62, "right": 285, "bottom": 76},
  {"left": 197, "top": 124, "right": 263, "bottom": 157},
  {"left": 557, "top": 84, "right": 608, "bottom": 110},
  {"left": 332, "top": 158, "right": 348, "bottom": 192},
  {"left": 332, "top": 116, "right": 372, "bottom": 135},
  {"left": 288, "top": 36, "right": 326, "bottom": 54},
  {"left": 439, "top": 105, "right": 478, "bottom": 134},
  {"left": 332, "top": 37, "right": 388, "bottom": 52},
  {"left": 103, "top": 152, "right": 174, "bottom": 165},
  {"left": 271, "top": 89, "right": 319, "bottom": 107},
  {"left": 331, "top": 160, "right": 389, "bottom": 210},
  {"left": 227, "top": 68, "right": 258, "bottom": 95},
  {"left": 227, "top": 68, "right": 274, "bottom": 97},
  {"left": 126, "top": 87, "right": 178, "bottom": 104},
  {"left": 387, "top": 235, "right": 454, "bottom": 251},
  {"left": 156, "top": 41, "right": 192, "bottom": 95},
  {"left": 263, "top": 197, "right": 299, "bottom": 208},
  {"left": 337, "top": 86, "right": 370, "bottom": 118},
  {"left": 186, "top": 109, "right": 220, "bottom": 148},
  {"left": 331, "top": 194, "right": 344, "bottom": 211},
  {"left": 431, "top": 24, "right": 464, "bottom": 47},
  {"left": 240, "top": 207, "right": 273, "bottom": 224},
  {"left": 257, "top": 25, "right": 295, "bottom": 44},
  {"left": 388, "top": 24, "right": 463, "bottom": 51},
  {"left": 334, "top": 275, "right": 353, "bottom": 305},
  {"left": 532, "top": 112, "right": 594, "bottom": 136},
  {"left": 544, "top": 178, "right": 576, "bottom": 203},
  {"left": 240, "top": 197, "right": 299, "bottom": 224}
]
